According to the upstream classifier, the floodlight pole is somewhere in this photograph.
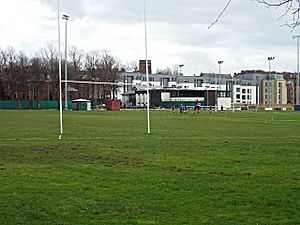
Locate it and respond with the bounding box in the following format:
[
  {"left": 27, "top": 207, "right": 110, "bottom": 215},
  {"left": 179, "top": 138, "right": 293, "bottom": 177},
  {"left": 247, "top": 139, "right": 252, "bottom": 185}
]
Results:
[
  {"left": 267, "top": 57, "right": 275, "bottom": 108},
  {"left": 218, "top": 61, "right": 223, "bottom": 87},
  {"left": 205, "top": 85, "right": 209, "bottom": 107},
  {"left": 58, "top": 0, "right": 63, "bottom": 139},
  {"left": 216, "top": 60, "right": 223, "bottom": 111},
  {"left": 63, "top": 14, "right": 70, "bottom": 110},
  {"left": 293, "top": 35, "right": 300, "bottom": 105},
  {"left": 144, "top": 0, "right": 150, "bottom": 134},
  {"left": 178, "top": 64, "right": 184, "bottom": 98}
]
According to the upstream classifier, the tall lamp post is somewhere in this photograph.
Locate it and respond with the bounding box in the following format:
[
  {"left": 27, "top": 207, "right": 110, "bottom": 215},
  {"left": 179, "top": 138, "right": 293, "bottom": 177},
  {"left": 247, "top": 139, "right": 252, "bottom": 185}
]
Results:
[
  {"left": 293, "top": 35, "right": 300, "bottom": 105},
  {"left": 205, "top": 85, "right": 210, "bottom": 107},
  {"left": 267, "top": 57, "right": 275, "bottom": 108},
  {"left": 216, "top": 61, "right": 223, "bottom": 111},
  {"left": 218, "top": 60, "right": 224, "bottom": 86},
  {"left": 178, "top": 64, "right": 184, "bottom": 98},
  {"left": 62, "top": 14, "right": 70, "bottom": 110}
]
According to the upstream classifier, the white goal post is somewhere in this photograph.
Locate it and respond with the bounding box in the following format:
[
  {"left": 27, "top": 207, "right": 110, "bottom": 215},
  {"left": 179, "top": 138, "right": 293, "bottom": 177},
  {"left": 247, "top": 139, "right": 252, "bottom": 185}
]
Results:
[
  {"left": 58, "top": 79, "right": 151, "bottom": 139},
  {"left": 57, "top": 0, "right": 151, "bottom": 139}
]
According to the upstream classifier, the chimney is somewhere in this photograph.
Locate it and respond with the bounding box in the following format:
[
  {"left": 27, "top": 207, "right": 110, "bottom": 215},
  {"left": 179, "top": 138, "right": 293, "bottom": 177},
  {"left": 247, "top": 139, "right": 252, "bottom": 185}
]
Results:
[{"left": 139, "top": 60, "right": 152, "bottom": 74}]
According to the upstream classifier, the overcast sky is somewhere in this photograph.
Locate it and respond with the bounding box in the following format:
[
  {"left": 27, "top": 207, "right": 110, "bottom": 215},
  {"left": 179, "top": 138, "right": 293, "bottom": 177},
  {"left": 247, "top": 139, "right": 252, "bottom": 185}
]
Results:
[{"left": 1, "top": 0, "right": 300, "bottom": 75}]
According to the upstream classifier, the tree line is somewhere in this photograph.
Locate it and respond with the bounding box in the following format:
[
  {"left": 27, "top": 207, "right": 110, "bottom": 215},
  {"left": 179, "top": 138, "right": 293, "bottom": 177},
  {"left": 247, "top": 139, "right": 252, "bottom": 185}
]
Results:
[{"left": 0, "top": 45, "right": 132, "bottom": 107}]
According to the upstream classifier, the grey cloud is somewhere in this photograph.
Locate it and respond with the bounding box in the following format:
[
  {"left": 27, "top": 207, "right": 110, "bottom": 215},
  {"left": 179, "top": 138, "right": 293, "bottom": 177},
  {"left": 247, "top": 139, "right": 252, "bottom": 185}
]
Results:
[{"left": 18, "top": 0, "right": 300, "bottom": 74}]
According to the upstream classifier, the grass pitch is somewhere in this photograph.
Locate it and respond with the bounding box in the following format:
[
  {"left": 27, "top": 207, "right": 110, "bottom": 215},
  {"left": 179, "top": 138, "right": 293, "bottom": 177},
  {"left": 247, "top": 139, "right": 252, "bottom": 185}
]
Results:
[{"left": 0, "top": 110, "right": 299, "bottom": 224}]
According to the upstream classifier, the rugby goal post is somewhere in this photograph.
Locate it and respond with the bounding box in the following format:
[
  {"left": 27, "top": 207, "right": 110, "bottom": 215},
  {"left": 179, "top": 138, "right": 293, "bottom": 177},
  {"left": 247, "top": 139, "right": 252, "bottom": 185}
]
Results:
[
  {"left": 58, "top": 79, "right": 151, "bottom": 139},
  {"left": 57, "top": 0, "right": 151, "bottom": 139}
]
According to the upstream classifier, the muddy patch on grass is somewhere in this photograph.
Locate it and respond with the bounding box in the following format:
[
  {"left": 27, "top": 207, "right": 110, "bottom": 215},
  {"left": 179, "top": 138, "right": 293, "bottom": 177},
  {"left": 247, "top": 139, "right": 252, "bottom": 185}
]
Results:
[
  {"left": 32, "top": 144, "right": 87, "bottom": 152},
  {"left": 209, "top": 171, "right": 252, "bottom": 177},
  {"left": 168, "top": 166, "right": 198, "bottom": 173},
  {"left": 31, "top": 145, "right": 143, "bottom": 166},
  {"left": 87, "top": 156, "right": 142, "bottom": 166}
]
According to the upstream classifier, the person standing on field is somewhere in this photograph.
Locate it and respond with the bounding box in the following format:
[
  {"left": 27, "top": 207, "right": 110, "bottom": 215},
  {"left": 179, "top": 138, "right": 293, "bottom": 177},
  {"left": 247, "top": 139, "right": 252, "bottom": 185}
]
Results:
[{"left": 194, "top": 99, "right": 200, "bottom": 113}]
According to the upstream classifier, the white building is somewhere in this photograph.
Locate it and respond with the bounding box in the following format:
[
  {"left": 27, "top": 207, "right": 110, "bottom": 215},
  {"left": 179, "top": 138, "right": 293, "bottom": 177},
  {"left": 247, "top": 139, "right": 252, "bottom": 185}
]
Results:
[
  {"left": 117, "top": 70, "right": 258, "bottom": 109},
  {"left": 233, "top": 85, "right": 257, "bottom": 105}
]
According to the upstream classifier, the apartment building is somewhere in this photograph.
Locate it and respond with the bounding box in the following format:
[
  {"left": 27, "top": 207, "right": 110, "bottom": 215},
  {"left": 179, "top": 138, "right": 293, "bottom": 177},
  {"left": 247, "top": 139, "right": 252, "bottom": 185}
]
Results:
[
  {"left": 235, "top": 70, "right": 289, "bottom": 106},
  {"left": 262, "top": 79, "right": 287, "bottom": 106},
  {"left": 233, "top": 85, "right": 257, "bottom": 105}
]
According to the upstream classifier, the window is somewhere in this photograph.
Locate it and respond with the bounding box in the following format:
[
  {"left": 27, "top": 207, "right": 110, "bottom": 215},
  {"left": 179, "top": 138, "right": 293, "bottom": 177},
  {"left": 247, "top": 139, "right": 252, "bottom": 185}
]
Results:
[
  {"left": 149, "top": 77, "right": 154, "bottom": 81},
  {"left": 171, "top": 78, "right": 177, "bottom": 82},
  {"left": 126, "top": 76, "right": 134, "bottom": 83},
  {"left": 136, "top": 76, "right": 141, "bottom": 80},
  {"left": 247, "top": 89, "right": 251, "bottom": 94},
  {"left": 242, "top": 89, "right": 246, "bottom": 94},
  {"left": 194, "top": 79, "right": 203, "bottom": 87},
  {"left": 236, "top": 88, "right": 240, "bottom": 92},
  {"left": 247, "top": 95, "right": 251, "bottom": 100},
  {"left": 142, "top": 77, "right": 146, "bottom": 81},
  {"left": 242, "top": 95, "right": 246, "bottom": 100},
  {"left": 236, "top": 94, "right": 240, "bottom": 99}
]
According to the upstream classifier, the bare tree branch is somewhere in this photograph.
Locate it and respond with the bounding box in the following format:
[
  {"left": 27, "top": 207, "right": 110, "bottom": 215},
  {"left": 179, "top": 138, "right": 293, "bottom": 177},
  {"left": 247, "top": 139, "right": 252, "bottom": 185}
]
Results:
[
  {"left": 208, "top": 0, "right": 233, "bottom": 29},
  {"left": 255, "top": 0, "right": 300, "bottom": 29},
  {"left": 209, "top": 0, "right": 300, "bottom": 30},
  {"left": 256, "top": 0, "right": 292, "bottom": 7}
]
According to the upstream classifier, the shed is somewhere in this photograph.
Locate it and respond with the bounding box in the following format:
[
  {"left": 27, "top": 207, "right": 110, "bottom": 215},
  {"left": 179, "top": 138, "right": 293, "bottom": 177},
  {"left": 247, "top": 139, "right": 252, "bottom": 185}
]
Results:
[
  {"left": 106, "top": 100, "right": 121, "bottom": 111},
  {"left": 72, "top": 98, "right": 92, "bottom": 111}
]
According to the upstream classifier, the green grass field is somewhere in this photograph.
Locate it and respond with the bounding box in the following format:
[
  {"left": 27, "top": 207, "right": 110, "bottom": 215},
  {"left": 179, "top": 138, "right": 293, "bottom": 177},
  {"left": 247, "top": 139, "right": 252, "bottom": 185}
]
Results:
[{"left": 0, "top": 110, "right": 299, "bottom": 224}]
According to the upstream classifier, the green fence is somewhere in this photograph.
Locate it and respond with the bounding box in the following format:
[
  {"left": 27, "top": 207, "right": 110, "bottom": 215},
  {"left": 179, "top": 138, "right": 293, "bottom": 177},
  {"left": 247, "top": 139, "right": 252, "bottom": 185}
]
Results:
[{"left": 0, "top": 100, "right": 71, "bottom": 109}]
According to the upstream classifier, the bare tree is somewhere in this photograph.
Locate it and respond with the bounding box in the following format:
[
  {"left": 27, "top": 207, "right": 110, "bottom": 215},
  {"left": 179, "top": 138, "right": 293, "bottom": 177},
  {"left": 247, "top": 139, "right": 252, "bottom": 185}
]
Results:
[
  {"left": 30, "top": 56, "right": 47, "bottom": 108},
  {"left": 210, "top": 0, "right": 300, "bottom": 29},
  {"left": 0, "top": 44, "right": 129, "bottom": 104},
  {"left": 0, "top": 49, "right": 7, "bottom": 72},
  {"left": 83, "top": 50, "right": 121, "bottom": 101},
  {"left": 0, "top": 79, "right": 5, "bottom": 100},
  {"left": 126, "top": 60, "right": 139, "bottom": 72},
  {"left": 157, "top": 67, "right": 172, "bottom": 75},
  {"left": 1, "top": 49, "right": 30, "bottom": 108},
  {"left": 40, "top": 44, "right": 60, "bottom": 102},
  {"left": 4, "top": 47, "right": 18, "bottom": 101},
  {"left": 0, "top": 49, "right": 7, "bottom": 99},
  {"left": 16, "top": 52, "right": 31, "bottom": 108},
  {"left": 68, "top": 46, "right": 84, "bottom": 80},
  {"left": 84, "top": 50, "right": 101, "bottom": 100},
  {"left": 98, "top": 51, "right": 121, "bottom": 100},
  {"left": 256, "top": 0, "right": 300, "bottom": 29}
]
